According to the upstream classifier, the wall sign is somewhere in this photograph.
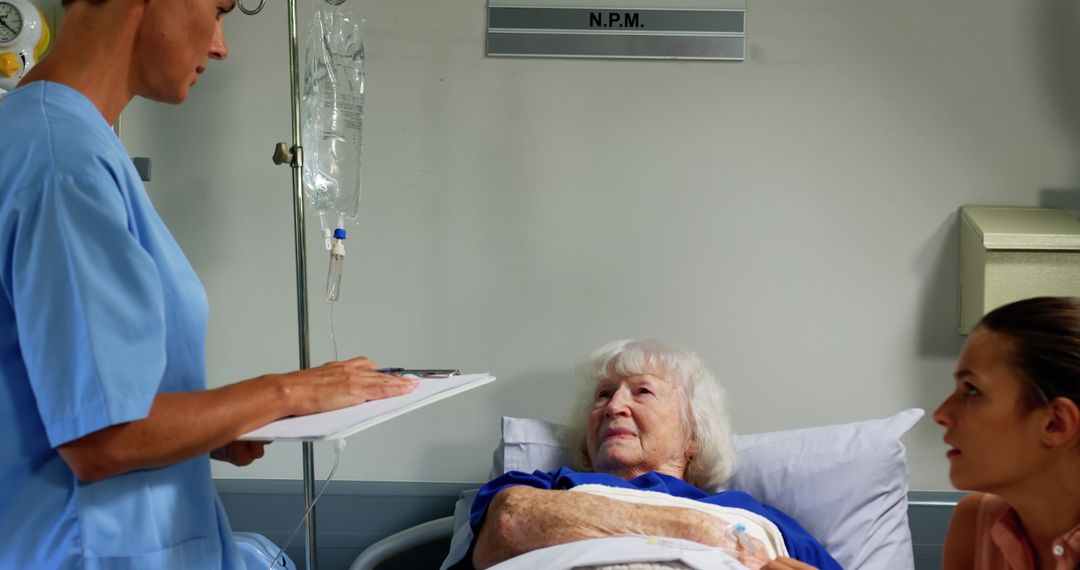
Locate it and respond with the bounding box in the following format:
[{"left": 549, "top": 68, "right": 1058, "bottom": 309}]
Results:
[{"left": 487, "top": 3, "right": 745, "bottom": 60}]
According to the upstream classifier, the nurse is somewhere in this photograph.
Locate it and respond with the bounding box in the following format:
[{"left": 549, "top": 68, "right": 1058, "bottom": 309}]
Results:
[
  {"left": 0, "top": 1, "right": 416, "bottom": 568},
  {"left": 935, "top": 296, "right": 1080, "bottom": 569}
]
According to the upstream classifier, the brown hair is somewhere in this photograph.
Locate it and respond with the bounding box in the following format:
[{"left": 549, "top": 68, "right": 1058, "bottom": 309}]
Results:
[{"left": 977, "top": 296, "right": 1080, "bottom": 409}]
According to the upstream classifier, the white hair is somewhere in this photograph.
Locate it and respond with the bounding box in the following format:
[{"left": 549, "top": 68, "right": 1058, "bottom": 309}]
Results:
[{"left": 562, "top": 339, "right": 736, "bottom": 490}]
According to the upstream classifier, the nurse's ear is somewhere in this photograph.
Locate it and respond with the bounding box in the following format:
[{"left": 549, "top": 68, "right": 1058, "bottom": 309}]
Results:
[{"left": 1040, "top": 396, "right": 1080, "bottom": 448}]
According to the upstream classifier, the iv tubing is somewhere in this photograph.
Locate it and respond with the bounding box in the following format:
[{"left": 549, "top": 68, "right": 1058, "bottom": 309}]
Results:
[{"left": 267, "top": 440, "right": 347, "bottom": 570}]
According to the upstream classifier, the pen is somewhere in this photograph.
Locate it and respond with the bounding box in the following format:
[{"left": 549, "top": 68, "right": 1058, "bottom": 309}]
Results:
[
  {"left": 407, "top": 369, "right": 459, "bottom": 378},
  {"left": 377, "top": 368, "right": 459, "bottom": 378}
]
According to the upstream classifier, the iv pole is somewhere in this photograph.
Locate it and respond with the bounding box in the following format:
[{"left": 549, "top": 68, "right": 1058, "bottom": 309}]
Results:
[{"left": 237, "top": 0, "right": 345, "bottom": 568}]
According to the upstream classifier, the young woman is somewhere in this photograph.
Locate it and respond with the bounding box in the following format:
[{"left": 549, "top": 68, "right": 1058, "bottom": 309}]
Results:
[{"left": 936, "top": 296, "right": 1080, "bottom": 570}]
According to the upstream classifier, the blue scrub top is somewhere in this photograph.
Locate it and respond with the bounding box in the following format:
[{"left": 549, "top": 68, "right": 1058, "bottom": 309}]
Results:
[
  {"left": 0, "top": 82, "right": 243, "bottom": 569},
  {"left": 471, "top": 467, "right": 843, "bottom": 570}
]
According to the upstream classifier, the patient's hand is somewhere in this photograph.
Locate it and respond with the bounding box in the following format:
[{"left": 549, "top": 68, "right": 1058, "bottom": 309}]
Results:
[
  {"left": 724, "top": 527, "right": 772, "bottom": 569},
  {"left": 688, "top": 514, "right": 772, "bottom": 569}
]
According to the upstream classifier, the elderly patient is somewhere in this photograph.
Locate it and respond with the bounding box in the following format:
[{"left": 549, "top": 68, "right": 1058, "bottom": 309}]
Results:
[{"left": 462, "top": 340, "right": 841, "bottom": 570}]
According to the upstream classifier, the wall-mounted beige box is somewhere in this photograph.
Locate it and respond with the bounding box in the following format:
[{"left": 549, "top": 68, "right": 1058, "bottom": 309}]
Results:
[{"left": 959, "top": 205, "right": 1080, "bottom": 333}]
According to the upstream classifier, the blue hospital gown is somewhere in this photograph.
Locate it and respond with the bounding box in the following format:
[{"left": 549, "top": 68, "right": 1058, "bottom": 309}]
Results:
[
  {"left": 467, "top": 467, "right": 843, "bottom": 570},
  {"left": 0, "top": 82, "right": 243, "bottom": 568}
]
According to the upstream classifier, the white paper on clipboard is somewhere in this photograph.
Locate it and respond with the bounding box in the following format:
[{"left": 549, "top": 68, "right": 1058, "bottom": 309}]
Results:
[{"left": 239, "top": 373, "right": 495, "bottom": 441}]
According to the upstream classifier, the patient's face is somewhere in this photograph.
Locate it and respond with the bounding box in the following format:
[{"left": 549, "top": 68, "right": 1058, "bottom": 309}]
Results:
[
  {"left": 933, "top": 328, "right": 1046, "bottom": 493},
  {"left": 586, "top": 370, "right": 691, "bottom": 481}
]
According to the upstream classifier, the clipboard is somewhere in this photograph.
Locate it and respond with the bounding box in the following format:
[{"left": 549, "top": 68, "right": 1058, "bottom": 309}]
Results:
[{"left": 239, "top": 373, "right": 495, "bottom": 441}]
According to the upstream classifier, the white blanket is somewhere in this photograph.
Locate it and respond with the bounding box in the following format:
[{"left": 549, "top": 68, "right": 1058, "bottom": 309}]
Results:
[
  {"left": 487, "top": 536, "right": 749, "bottom": 570},
  {"left": 569, "top": 485, "right": 788, "bottom": 560},
  {"left": 488, "top": 485, "right": 789, "bottom": 570}
]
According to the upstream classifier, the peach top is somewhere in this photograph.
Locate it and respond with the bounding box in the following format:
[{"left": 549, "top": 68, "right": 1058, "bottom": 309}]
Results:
[{"left": 973, "top": 493, "right": 1080, "bottom": 570}]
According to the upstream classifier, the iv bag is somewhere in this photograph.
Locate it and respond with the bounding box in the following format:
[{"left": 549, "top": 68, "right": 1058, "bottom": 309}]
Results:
[{"left": 302, "top": 5, "right": 365, "bottom": 246}]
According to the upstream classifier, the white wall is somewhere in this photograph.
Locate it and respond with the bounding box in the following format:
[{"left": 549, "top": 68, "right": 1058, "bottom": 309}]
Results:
[{"left": 53, "top": 0, "right": 1080, "bottom": 490}]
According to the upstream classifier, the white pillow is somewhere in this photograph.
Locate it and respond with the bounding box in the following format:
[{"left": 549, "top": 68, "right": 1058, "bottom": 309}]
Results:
[
  {"left": 444, "top": 410, "right": 923, "bottom": 570},
  {"left": 489, "top": 415, "right": 574, "bottom": 479},
  {"left": 724, "top": 410, "right": 923, "bottom": 569}
]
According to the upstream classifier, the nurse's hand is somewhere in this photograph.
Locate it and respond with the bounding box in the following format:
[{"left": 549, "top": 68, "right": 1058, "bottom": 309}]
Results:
[
  {"left": 211, "top": 441, "right": 270, "bottom": 466},
  {"left": 56, "top": 356, "right": 416, "bottom": 483},
  {"left": 278, "top": 356, "right": 419, "bottom": 416}
]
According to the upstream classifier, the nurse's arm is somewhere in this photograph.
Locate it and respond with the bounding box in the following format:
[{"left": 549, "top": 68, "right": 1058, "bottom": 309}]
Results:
[
  {"left": 472, "top": 485, "right": 730, "bottom": 569},
  {"left": 56, "top": 356, "right": 416, "bottom": 483}
]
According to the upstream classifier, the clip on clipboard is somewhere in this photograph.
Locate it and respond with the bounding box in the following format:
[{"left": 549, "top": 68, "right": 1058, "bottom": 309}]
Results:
[{"left": 378, "top": 368, "right": 460, "bottom": 378}]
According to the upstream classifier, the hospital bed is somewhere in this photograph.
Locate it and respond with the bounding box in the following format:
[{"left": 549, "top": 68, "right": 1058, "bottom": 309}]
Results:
[{"left": 350, "top": 410, "right": 924, "bottom": 570}]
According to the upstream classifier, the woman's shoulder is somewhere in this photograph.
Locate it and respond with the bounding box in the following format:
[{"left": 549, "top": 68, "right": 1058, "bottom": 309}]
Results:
[
  {"left": 950, "top": 492, "right": 986, "bottom": 536},
  {"left": 943, "top": 493, "right": 1000, "bottom": 569},
  {"left": 956, "top": 492, "right": 987, "bottom": 512},
  {"left": 958, "top": 492, "right": 1013, "bottom": 532},
  {"left": 953, "top": 492, "right": 1009, "bottom": 517},
  {"left": 954, "top": 492, "right": 1008, "bottom": 535}
]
